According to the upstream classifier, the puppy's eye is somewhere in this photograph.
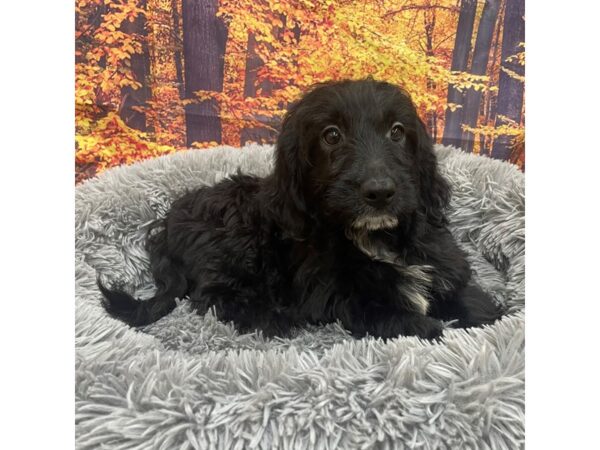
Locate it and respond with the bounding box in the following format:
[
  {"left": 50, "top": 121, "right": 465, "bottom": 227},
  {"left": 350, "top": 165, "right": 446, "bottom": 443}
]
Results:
[
  {"left": 322, "top": 126, "right": 342, "bottom": 146},
  {"left": 389, "top": 122, "right": 405, "bottom": 142}
]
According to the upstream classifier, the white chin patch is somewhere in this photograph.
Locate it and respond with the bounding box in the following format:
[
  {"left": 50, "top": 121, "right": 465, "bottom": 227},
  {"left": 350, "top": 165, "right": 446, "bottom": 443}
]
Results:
[{"left": 351, "top": 214, "right": 399, "bottom": 231}]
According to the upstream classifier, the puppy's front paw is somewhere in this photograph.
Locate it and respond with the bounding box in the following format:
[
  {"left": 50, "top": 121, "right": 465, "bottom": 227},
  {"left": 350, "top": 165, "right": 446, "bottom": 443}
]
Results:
[
  {"left": 370, "top": 313, "right": 444, "bottom": 341},
  {"left": 402, "top": 314, "right": 444, "bottom": 340}
]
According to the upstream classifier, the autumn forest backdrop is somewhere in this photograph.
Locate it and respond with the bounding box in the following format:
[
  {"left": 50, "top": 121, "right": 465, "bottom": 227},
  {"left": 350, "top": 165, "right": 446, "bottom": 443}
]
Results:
[{"left": 75, "top": 0, "right": 525, "bottom": 183}]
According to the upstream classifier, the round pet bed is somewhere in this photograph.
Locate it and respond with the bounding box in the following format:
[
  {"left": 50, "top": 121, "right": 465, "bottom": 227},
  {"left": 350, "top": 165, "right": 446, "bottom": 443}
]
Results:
[{"left": 75, "top": 144, "right": 525, "bottom": 449}]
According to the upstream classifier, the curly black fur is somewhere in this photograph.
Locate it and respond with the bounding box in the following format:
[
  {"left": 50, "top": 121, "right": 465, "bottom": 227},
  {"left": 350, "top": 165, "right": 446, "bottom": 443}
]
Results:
[{"left": 99, "top": 79, "right": 503, "bottom": 339}]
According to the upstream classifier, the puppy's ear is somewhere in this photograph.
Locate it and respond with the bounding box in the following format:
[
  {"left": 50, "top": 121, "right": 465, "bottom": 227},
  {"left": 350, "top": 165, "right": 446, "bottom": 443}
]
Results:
[
  {"left": 266, "top": 104, "right": 311, "bottom": 239},
  {"left": 414, "top": 117, "right": 451, "bottom": 226}
]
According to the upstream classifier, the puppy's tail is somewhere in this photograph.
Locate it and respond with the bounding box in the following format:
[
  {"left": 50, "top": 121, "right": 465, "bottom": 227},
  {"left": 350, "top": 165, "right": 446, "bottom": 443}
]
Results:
[
  {"left": 97, "top": 225, "right": 188, "bottom": 327},
  {"left": 97, "top": 274, "right": 186, "bottom": 327}
]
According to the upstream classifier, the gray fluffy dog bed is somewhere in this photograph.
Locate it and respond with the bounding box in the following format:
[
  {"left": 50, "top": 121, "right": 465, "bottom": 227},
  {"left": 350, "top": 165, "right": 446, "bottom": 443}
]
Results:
[{"left": 75, "top": 144, "right": 524, "bottom": 449}]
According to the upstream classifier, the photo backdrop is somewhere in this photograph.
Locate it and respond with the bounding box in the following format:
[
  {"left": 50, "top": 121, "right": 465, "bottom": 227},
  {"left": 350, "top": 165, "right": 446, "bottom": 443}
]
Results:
[{"left": 75, "top": 0, "right": 525, "bottom": 183}]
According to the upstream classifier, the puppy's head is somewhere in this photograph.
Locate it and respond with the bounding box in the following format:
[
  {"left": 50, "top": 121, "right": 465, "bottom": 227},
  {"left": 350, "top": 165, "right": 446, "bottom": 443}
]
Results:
[{"left": 271, "top": 79, "right": 450, "bottom": 238}]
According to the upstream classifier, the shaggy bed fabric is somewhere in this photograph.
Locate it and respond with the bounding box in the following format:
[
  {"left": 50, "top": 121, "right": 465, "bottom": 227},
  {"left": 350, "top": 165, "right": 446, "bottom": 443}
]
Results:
[{"left": 75, "top": 144, "right": 525, "bottom": 450}]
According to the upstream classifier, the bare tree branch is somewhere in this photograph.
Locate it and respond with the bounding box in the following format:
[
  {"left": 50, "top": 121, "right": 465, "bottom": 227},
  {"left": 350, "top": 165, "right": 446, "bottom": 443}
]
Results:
[{"left": 382, "top": 4, "right": 459, "bottom": 19}]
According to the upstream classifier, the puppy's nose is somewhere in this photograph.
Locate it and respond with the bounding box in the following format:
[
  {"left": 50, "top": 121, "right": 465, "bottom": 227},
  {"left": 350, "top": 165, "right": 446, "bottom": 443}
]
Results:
[{"left": 361, "top": 177, "right": 396, "bottom": 208}]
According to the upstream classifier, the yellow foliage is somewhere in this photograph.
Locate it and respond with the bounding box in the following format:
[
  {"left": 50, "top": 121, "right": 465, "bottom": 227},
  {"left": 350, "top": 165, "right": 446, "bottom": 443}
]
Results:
[
  {"left": 76, "top": 0, "right": 525, "bottom": 181},
  {"left": 75, "top": 112, "right": 175, "bottom": 182}
]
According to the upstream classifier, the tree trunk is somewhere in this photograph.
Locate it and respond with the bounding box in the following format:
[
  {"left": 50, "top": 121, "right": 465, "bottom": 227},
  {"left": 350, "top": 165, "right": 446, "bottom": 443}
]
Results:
[
  {"left": 240, "top": 33, "right": 277, "bottom": 145},
  {"left": 491, "top": 0, "right": 525, "bottom": 161},
  {"left": 442, "top": 0, "right": 478, "bottom": 148},
  {"left": 424, "top": 8, "right": 438, "bottom": 140},
  {"left": 480, "top": 0, "right": 505, "bottom": 156},
  {"left": 119, "top": 0, "right": 152, "bottom": 132},
  {"left": 76, "top": 3, "right": 106, "bottom": 64},
  {"left": 243, "top": 34, "right": 262, "bottom": 99},
  {"left": 460, "top": 0, "right": 501, "bottom": 153},
  {"left": 182, "top": 0, "right": 228, "bottom": 146},
  {"left": 240, "top": 16, "right": 288, "bottom": 145},
  {"left": 171, "top": 0, "right": 185, "bottom": 99}
]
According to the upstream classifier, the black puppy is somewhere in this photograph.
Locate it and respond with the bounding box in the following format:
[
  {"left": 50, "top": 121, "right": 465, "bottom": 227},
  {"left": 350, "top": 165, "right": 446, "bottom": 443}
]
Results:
[{"left": 99, "top": 79, "right": 502, "bottom": 339}]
